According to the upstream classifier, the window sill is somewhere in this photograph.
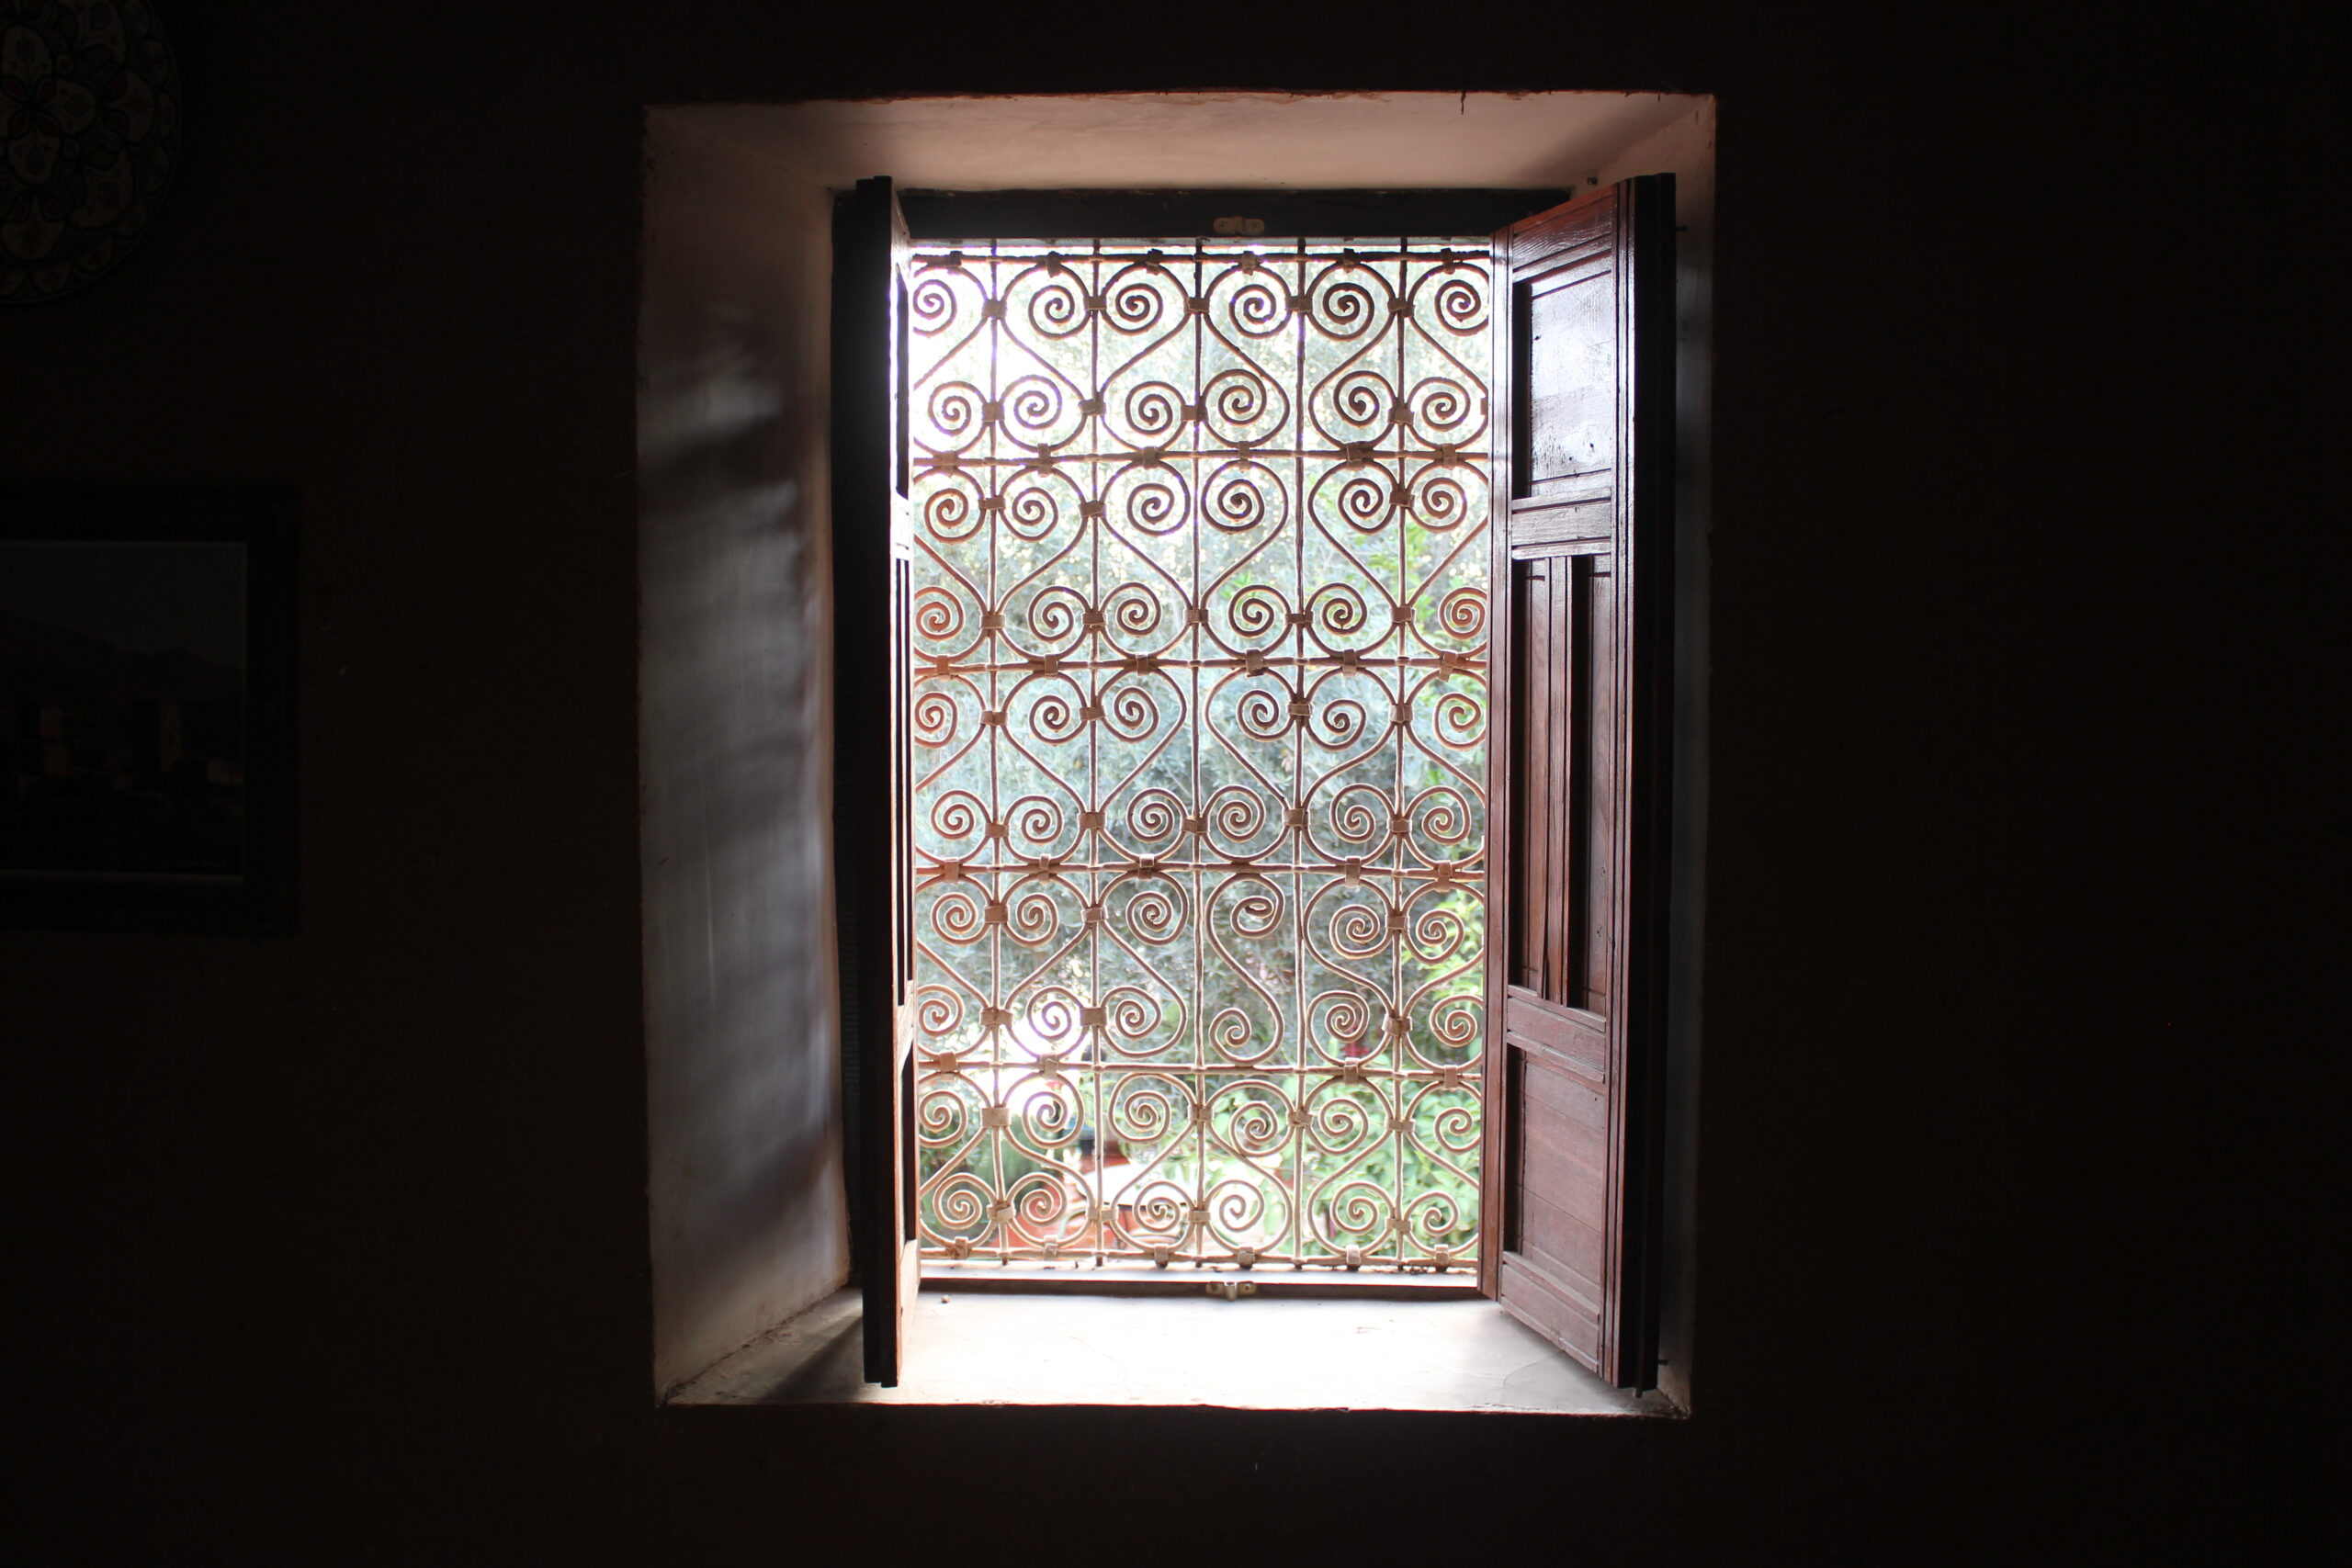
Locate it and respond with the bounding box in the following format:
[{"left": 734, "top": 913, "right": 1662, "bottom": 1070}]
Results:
[{"left": 669, "top": 1287, "right": 1668, "bottom": 1415}]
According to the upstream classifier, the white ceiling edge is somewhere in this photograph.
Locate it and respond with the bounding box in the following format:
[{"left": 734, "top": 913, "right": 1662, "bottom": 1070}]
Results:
[{"left": 665, "top": 92, "right": 1710, "bottom": 192}]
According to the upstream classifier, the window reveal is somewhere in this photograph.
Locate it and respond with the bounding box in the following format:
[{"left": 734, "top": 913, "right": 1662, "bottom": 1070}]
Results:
[{"left": 904, "top": 237, "right": 1492, "bottom": 1272}]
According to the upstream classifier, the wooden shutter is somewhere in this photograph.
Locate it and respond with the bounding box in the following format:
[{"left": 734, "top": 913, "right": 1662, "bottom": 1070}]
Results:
[
  {"left": 1481, "top": 176, "right": 1675, "bottom": 1388},
  {"left": 832, "top": 175, "right": 920, "bottom": 1385}
]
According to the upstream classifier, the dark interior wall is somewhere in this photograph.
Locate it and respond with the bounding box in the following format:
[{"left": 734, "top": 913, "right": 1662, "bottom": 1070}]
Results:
[
  {"left": 4, "top": 3, "right": 2327, "bottom": 1562},
  {"left": 639, "top": 113, "right": 845, "bottom": 1395}
]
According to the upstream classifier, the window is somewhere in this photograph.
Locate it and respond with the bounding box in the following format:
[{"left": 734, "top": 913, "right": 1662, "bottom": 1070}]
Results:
[
  {"left": 834, "top": 170, "right": 1674, "bottom": 1391},
  {"left": 900, "top": 235, "right": 1495, "bottom": 1280},
  {"left": 640, "top": 94, "right": 1711, "bottom": 1412}
]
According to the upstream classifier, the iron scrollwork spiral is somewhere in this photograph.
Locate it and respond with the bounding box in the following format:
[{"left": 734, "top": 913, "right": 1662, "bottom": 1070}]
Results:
[{"left": 908, "top": 237, "right": 1492, "bottom": 1275}]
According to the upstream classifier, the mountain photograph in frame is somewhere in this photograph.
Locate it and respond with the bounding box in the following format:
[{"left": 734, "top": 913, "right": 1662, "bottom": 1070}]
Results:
[{"left": 0, "top": 491, "right": 294, "bottom": 933}]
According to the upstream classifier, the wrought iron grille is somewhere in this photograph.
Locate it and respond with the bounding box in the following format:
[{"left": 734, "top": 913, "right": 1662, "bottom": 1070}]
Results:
[{"left": 906, "top": 236, "right": 1491, "bottom": 1274}]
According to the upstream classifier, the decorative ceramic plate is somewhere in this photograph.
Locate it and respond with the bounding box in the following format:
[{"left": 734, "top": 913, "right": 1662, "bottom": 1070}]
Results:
[{"left": 1, "top": 1, "right": 179, "bottom": 305}]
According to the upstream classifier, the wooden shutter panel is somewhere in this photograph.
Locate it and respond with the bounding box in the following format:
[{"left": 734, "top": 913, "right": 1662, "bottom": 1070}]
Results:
[
  {"left": 833, "top": 175, "right": 920, "bottom": 1386},
  {"left": 1482, "top": 176, "right": 1674, "bottom": 1388}
]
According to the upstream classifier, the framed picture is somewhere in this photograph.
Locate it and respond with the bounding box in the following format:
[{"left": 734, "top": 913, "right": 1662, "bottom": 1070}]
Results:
[{"left": 1, "top": 490, "right": 296, "bottom": 934}]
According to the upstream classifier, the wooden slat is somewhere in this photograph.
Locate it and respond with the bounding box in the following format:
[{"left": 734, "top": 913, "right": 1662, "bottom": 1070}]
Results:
[
  {"left": 1583, "top": 561, "right": 1615, "bottom": 1007},
  {"left": 1500, "top": 188, "right": 1616, "bottom": 266},
  {"left": 1553, "top": 559, "right": 1578, "bottom": 999},
  {"left": 1507, "top": 498, "right": 1614, "bottom": 549},
  {"left": 1521, "top": 1047, "right": 1606, "bottom": 1127},
  {"left": 1503, "top": 987, "right": 1608, "bottom": 1084},
  {"left": 1518, "top": 1121, "right": 1606, "bottom": 1229},
  {"left": 1510, "top": 537, "right": 1614, "bottom": 561},
  {"left": 1514, "top": 562, "right": 1549, "bottom": 991},
  {"left": 1497, "top": 1258, "right": 1602, "bottom": 1369},
  {"left": 1514, "top": 1185, "right": 1606, "bottom": 1290}
]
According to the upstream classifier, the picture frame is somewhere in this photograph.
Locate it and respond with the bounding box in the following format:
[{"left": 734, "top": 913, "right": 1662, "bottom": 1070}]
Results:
[{"left": 1, "top": 489, "right": 297, "bottom": 934}]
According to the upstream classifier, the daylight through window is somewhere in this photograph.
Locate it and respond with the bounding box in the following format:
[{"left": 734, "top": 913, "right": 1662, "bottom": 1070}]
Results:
[{"left": 906, "top": 236, "right": 1492, "bottom": 1273}]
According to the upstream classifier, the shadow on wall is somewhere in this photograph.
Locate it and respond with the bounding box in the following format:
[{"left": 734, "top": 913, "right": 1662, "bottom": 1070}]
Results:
[{"left": 639, "top": 114, "right": 847, "bottom": 1396}]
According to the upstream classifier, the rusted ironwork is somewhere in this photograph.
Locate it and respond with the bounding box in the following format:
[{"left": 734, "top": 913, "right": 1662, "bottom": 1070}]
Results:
[{"left": 906, "top": 237, "right": 1491, "bottom": 1273}]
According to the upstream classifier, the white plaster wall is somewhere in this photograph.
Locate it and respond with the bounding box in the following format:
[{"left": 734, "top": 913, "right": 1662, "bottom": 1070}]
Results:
[
  {"left": 686, "top": 92, "right": 1704, "bottom": 192},
  {"left": 639, "top": 112, "right": 847, "bottom": 1395}
]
